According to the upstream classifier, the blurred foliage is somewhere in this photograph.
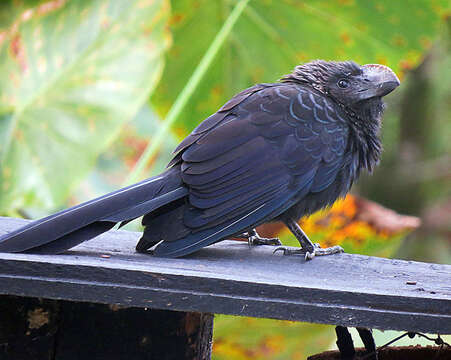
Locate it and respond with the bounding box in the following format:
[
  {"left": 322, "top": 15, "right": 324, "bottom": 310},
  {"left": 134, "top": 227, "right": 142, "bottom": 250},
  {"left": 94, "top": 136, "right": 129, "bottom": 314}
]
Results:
[
  {"left": 255, "top": 194, "right": 418, "bottom": 258},
  {"left": 359, "top": 44, "right": 451, "bottom": 215},
  {"left": 213, "top": 316, "right": 334, "bottom": 360},
  {"left": 0, "top": 0, "right": 171, "bottom": 212},
  {"left": 0, "top": 1, "right": 450, "bottom": 359},
  {"left": 151, "top": 0, "right": 449, "bottom": 135},
  {"left": 213, "top": 317, "right": 451, "bottom": 360},
  {"left": 73, "top": 104, "right": 178, "bottom": 213}
]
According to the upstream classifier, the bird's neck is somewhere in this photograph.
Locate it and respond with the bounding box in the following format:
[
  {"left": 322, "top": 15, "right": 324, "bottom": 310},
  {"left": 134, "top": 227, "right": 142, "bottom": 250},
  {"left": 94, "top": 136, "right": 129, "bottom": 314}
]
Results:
[{"left": 344, "top": 98, "right": 384, "bottom": 174}]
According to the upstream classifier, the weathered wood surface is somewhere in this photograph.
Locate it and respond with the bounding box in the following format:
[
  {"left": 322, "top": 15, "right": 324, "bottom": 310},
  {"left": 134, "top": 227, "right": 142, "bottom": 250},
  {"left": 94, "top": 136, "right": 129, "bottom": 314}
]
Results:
[
  {"left": 0, "top": 295, "right": 213, "bottom": 360},
  {"left": 0, "top": 217, "right": 450, "bottom": 334}
]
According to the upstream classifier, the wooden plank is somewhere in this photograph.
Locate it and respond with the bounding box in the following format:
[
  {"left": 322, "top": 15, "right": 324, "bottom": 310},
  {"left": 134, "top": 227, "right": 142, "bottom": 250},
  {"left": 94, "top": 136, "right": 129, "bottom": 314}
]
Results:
[
  {"left": 0, "top": 217, "right": 450, "bottom": 334},
  {"left": 0, "top": 295, "right": 213, "bottom": 360},
  {"left": 0, "top": 295, "right": 58, "bottom": 360}
]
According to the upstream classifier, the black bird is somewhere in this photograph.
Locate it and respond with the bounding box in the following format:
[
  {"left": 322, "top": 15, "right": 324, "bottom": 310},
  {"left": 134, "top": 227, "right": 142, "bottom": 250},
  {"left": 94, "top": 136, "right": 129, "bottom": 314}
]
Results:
[{"left": 0, "top": 60, "right": 399, "bottom": 259}]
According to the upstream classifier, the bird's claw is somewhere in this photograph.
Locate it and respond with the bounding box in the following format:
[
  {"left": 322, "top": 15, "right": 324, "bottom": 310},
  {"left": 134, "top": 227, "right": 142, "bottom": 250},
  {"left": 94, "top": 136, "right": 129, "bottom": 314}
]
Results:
[
  {"left": 243, "top": 230, "right": 281, "bottom": 247},
  {"left": 273, "top": 247, "right": 288, "bottom": 255},
  {"left": 273, "top": 243, "right": 344, "bottom": 261},
  {"left": 248, "top": 235, "right": 281, "bottom": 246},
  {"left": 273, "top": 247, "right": 305, "bottom": 256}
]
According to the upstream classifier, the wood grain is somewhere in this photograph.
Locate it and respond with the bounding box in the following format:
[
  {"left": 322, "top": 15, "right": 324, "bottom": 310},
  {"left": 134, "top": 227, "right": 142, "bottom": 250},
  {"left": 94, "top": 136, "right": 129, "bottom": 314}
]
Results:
[{"left": 0, "top": 217, "right": 450, "bottom": 334}]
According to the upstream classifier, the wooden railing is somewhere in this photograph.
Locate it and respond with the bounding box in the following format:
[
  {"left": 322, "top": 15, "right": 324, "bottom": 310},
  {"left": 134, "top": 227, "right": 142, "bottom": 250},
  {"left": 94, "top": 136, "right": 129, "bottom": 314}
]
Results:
[{"left": 0, "top": 217, "right": 450, "bottom": 359}]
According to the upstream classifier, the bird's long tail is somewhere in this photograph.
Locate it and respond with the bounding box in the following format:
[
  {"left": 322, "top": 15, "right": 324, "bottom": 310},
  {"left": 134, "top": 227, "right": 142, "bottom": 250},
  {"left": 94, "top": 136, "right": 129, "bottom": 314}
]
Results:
[{"left": 0, "top": 166, "right": 187, "bottom": 254}]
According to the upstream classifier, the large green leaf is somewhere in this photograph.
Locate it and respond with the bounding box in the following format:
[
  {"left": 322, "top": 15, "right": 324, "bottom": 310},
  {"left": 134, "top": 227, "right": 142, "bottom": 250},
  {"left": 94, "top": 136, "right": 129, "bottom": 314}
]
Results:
[
  {"left": 0, "top": 0, "right": 171, "bottom": 212},
  {"left": 77, "top": 104, "right": 178, "bottom": 201},
  {"left": 152, "top": 0, "right": 449, "bottom": 132}
]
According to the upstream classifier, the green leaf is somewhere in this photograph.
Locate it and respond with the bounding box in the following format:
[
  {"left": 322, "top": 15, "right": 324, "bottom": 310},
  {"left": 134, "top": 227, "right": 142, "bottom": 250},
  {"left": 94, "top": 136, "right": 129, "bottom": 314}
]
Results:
[
  {"left": 151, "top": 0, "right": 450, "bottom": 133},
  {"left": 0, "top": 0, "right": 171, "bottom": 211},
  {"left": 213, "top": 315, "right": 335, "bottom": 360},
  {"left": 124, "top": 0, "right": 249, "bottom": 184},
  {"left": 77, "top": 103, "right": 178, "bottom": 201},
  {"left": 68, "top": 103, "right": 178, "bottom": 231}
]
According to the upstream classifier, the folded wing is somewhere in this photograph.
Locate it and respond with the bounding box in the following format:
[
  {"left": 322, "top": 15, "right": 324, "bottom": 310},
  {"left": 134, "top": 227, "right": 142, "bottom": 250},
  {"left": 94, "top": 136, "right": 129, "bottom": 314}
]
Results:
[{"left": 154, "top": 84, "right": 349, "bottom": 257}]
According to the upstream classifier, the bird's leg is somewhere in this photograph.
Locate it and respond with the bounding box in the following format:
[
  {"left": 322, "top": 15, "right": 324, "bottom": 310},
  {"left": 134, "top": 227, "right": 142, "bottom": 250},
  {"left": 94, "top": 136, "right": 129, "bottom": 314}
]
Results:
[
  {"left": 238, "top": 229, "right": 281, "bottom": 246},
  {"left": 274, "top": 218, "right": 344, "bottom": 260}
]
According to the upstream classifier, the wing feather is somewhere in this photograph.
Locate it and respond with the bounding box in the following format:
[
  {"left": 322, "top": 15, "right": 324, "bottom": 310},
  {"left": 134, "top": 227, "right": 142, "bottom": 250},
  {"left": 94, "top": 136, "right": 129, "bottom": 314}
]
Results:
[{"left": 153, "top": 83, "right": 350, "bottom": 256}]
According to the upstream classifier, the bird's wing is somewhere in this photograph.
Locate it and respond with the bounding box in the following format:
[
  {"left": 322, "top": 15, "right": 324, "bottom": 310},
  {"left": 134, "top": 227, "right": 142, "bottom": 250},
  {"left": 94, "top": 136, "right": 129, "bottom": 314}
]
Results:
[{"left": 153, "top": 84, "right": 349, "bottom": 257}]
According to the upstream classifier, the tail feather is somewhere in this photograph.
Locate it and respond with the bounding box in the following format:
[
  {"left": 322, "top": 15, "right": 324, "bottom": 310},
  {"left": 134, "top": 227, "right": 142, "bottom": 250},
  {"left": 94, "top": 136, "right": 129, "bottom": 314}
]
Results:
[
  {"left": 0, "top": 167, "right": 187, "bottom": 254},
  {"left": 136, "top": 199, "right": 189, "bottom": 252},
  {"left": 106, "top": 188, "right": 187, "bottom": 223},
  {"left": 24, "top": 221, "right": 115, "bottom": 254}
]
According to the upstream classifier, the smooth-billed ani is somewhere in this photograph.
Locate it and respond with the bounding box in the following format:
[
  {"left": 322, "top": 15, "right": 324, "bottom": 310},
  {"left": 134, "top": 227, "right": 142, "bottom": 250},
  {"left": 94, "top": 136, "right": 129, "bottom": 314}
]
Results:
[{"left": 0, "top": 60, "right": 400, "bottom": 260}]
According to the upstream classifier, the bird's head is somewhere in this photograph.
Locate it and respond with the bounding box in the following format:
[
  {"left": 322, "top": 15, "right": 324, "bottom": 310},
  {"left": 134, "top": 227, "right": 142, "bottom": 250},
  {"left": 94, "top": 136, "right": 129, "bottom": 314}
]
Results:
[{"left": 282, "top": 60, "right": 400, "bottom": 117}]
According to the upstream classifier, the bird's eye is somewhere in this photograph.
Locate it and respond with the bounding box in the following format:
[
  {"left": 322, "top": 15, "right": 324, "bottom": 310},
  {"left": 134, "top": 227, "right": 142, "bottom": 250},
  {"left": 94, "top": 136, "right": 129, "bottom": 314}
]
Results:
[{"left": 337, "top": 79, "right": 349, "bottom": 88}]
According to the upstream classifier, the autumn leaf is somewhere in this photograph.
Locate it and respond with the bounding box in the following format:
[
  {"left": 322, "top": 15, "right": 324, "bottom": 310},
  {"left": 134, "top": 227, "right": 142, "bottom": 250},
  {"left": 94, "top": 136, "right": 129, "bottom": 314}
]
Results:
[{"left": 243, "top": 195, "right": 421, "bottom": 258}]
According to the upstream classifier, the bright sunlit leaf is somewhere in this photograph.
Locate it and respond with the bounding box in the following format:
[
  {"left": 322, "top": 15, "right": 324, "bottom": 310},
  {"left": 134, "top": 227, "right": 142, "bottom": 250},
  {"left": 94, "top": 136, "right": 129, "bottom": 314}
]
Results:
[{"left": 0, "top": 0, "right": 171, "bottom": 211}]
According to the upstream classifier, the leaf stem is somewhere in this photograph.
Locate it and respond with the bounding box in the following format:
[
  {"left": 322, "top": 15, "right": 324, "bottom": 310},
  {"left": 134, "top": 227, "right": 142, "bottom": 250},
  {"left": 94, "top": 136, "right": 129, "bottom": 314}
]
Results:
[{"left": 123, "top": 0, "right": 250, "bottom": 186}]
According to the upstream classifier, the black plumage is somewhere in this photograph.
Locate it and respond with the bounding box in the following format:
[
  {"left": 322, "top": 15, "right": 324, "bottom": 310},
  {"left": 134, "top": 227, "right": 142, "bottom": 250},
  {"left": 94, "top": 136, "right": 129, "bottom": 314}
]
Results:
[{"left": 0, "top": 60, "right": 400, "bottom": 259}]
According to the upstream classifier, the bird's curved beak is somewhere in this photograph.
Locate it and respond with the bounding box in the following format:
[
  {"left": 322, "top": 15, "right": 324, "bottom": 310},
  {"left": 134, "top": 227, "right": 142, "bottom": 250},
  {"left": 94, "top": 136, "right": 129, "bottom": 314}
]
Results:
[{"left": 358, "top": 64, "right": 400, "bottom": 100}]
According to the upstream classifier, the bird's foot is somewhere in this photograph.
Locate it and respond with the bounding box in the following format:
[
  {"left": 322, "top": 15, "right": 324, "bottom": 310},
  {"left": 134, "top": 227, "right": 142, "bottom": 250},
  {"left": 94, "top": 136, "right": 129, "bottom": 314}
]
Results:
[
  {"left": 274, "top": 243, "right": 344, "bottom": 261},
  {"left": 307, "top": 244, "right": 344, "bottom": 260},
  {"left": 241, "top": 229, "right": 282, "bottom": 246},
  {"left": 249, "top": 235, "right": 282, "bottom": 246}
]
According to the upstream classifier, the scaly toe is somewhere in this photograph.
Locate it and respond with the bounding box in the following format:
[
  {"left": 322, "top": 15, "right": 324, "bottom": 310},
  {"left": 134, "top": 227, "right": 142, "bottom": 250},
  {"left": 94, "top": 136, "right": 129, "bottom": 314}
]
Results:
[
  {"left": 265, "top": 237, "right": 282, "bottom": 246},
  {"left": 273, "top": 247, "right": 306, "bottom": 256},
  {"left": 273, "top": 246, "right": 288, "bottom": 255},
  {"left": 249, "top": 236, "right": 281, "bottom": 246},
  {"left": 313, "top": 245, "right": 344, "bottom": 256}
]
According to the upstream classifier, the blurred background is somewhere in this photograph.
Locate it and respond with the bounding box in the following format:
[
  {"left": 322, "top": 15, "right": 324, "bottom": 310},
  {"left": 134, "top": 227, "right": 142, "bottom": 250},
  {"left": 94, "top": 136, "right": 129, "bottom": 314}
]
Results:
[{"left": 0, "top": 0, "right": 450, "bottom": 358}]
